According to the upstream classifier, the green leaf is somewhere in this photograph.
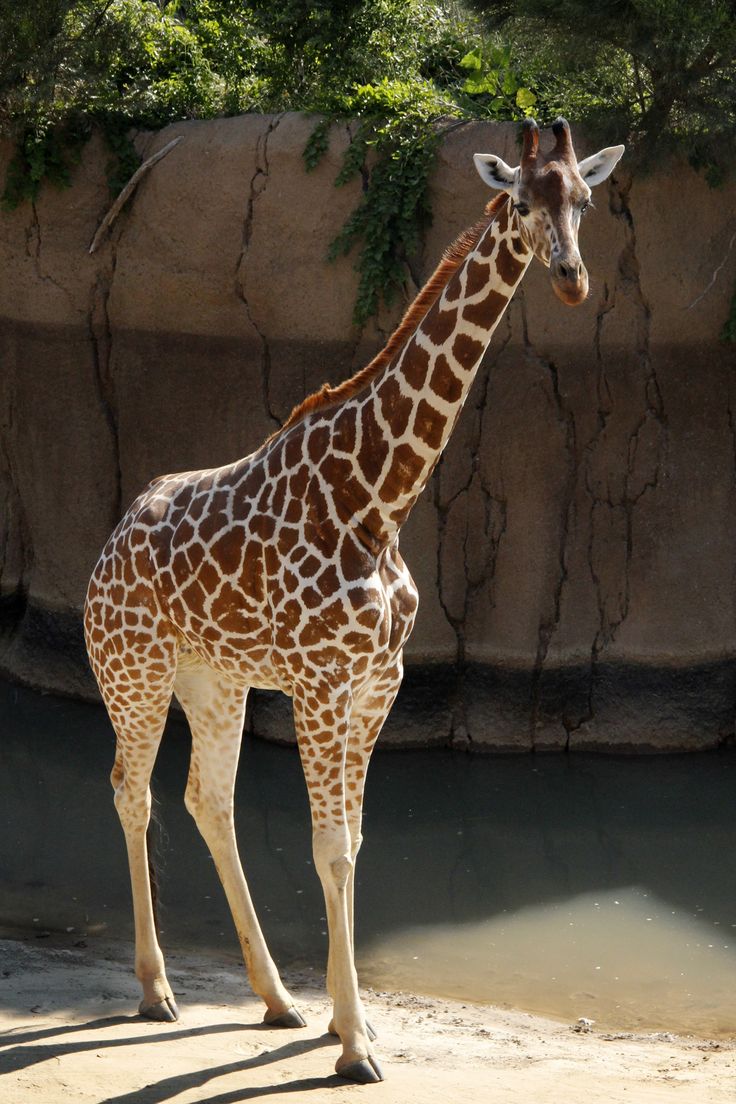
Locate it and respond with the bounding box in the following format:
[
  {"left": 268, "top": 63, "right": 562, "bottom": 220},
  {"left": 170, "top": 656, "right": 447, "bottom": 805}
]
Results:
[
  {"left": 463, "top": 74, "right": 498, "bottom": 96},
  {"left": 459, "top": 50, "right": 482, "bottom": 71},
  {"left": 516, "top": 87, "right": 538, "bottom": 112},
  {"left": 303, "top": 117, "right": 331, "bottom": 171},
  {"left": 489, "top": 46, "right": 512, "bottom": 68},
  {"left": 502, "top": 70, "right": 519, "bottom": 96}
]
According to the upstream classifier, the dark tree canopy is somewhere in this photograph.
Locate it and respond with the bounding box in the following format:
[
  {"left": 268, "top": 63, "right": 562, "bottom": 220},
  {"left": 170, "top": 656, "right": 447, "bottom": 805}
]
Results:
[{"left": 466, "top": 0, "right": 736, "bottom": 178}]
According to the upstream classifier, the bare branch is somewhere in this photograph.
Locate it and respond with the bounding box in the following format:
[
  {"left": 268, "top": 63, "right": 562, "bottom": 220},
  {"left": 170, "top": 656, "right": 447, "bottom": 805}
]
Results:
[
  {"left": 88, "top": 136, "right": 182, "bottom": 254},
  {"left": 685, "top": 226, "right": 736, "bottom": 311}
]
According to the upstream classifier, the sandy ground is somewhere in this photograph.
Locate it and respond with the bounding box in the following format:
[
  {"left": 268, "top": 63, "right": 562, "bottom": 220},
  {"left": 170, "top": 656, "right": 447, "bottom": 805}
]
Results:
[{"left": 1, "top": 936, "right": 734, "bottom": 1104}]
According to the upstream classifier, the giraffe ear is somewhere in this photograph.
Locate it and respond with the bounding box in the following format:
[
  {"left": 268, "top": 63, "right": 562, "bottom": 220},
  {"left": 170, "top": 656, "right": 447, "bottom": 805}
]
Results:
[
  {"left": 577, "top": 145, "right": 625, "bottom": 187},
  {"left": 473, "top": 153, "right": 517, "bottom": 191}
]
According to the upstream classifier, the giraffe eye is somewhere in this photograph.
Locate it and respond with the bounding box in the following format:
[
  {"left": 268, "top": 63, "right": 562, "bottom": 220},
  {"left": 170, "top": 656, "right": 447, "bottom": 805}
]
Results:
[
  {"left": 580, "top": 199, "right": 590, "bottom": 214},
  {"left": 514, "top": 201, "right": 530, "bottom": 217}
]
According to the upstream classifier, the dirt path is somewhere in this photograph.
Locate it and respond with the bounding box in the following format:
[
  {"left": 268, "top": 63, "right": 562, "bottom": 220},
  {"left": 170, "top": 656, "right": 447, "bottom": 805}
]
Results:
[{"left": 1, "top": 937, "right": 733, "bottom": 1103}]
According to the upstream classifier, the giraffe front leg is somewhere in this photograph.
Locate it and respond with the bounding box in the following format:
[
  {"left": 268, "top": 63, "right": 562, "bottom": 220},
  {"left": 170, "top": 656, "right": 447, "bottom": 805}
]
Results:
[
  {"left": 324, "top": 808, "right": 377, "bottom": 1046},
  {"left": 325, "top": 660, "right": 404, "bottom": 1045},
  {"left": 315, "top": 827, "right": 382, "bottom": 1083},
  {"left": 294, "top": 686, "right": 382, "bottom": 1084}
]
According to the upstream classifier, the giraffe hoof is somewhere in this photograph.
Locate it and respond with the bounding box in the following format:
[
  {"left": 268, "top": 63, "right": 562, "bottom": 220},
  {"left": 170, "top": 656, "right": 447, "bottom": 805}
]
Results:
[
  {"left": 139, "top": 997, "right": 179, "bottom": 1022},
  {"left": 328, "top": 1018, "right": 377, "bottom": 1041},
  {"left": 263, "top": 1005, "right": 307, "bottom": 1029},
  {"left": 336, "top": 1055, "right": 384, "bottom": 1084}
]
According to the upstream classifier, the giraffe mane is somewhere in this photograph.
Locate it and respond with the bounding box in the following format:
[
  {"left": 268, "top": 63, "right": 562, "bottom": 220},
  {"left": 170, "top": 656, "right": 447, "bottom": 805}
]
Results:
[{"left": 268, "top": 192, "right": 509, "bottom": 442}]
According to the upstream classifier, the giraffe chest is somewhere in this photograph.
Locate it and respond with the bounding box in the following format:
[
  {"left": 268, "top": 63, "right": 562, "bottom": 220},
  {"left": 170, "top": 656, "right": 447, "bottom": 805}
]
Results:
[
  {"left": 153, "top": 494, "right": 417, "bottom": 695},
  {"left": 268, "top": 544, "right": 418, "bottom": 695}
]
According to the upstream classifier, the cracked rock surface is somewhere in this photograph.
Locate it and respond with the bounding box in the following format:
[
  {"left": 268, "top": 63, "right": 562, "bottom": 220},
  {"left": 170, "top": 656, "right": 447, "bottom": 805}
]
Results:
[{"left": 1, "top": 116, "right": 735, "bottom": 751}]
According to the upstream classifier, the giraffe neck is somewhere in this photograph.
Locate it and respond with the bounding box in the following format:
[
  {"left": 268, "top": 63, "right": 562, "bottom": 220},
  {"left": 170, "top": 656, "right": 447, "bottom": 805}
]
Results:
[{"left": 334, "top": 197, "right": 531, "bottom": 544}]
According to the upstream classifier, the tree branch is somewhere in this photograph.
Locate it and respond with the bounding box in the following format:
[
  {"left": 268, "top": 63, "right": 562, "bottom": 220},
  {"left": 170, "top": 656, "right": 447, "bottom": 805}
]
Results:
[
  {"left": 88, "top": 136, "right": 182, "bottom": 254},
  {"left": 684, "top": 226, "right": 736, "bottom": 311}
]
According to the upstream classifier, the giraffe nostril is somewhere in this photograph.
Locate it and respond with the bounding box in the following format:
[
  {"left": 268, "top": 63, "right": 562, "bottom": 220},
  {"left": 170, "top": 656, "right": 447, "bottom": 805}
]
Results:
[{"left": 555, "top": 258, "right": 583, "bottom": 283}]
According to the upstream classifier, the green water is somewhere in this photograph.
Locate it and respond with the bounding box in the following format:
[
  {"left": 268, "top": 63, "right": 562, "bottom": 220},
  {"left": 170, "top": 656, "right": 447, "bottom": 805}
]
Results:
[{"left": 1, "top": 680, "right": 734, "bottom": 1035}]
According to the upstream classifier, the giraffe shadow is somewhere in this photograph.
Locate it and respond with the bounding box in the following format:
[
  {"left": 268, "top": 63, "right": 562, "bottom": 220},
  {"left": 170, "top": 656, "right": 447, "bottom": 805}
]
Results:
[
  {"left": 0, "top": 1017, "right": 327, "bottom": 1077},
  {"left": 0, "top": 1014, "right": 139, "bottom": 1048},
  {"left": 102, "top": 1075, "right": 345, "bottom": 1104},
  {"left": 98, "top": 1047, "right": 344, "bottom": 1104}
]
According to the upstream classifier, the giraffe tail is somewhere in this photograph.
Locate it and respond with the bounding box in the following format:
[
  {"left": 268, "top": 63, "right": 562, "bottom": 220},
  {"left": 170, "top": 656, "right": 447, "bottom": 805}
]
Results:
[{"left": 146, "top": 790, "right": 164, "bottom": 936}]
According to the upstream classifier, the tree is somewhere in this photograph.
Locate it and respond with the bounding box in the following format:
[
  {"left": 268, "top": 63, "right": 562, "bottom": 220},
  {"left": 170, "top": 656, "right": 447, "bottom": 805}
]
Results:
[
  {"left": 0, "top": 1, "right": 224, "bottom": 205},
  {"left": 466, "top": 0, "right": 736, "bottom": 179}
]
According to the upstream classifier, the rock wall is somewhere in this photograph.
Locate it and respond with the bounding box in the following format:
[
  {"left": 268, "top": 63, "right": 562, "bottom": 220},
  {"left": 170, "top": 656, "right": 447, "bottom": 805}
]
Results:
[{"left": 1, "top": 113, "right": 735, "bottom": 751}]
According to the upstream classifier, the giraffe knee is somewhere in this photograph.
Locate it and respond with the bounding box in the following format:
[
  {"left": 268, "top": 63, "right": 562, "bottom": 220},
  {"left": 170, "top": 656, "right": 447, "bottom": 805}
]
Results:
[
  {"left": 110, "top": 761, "right": 124, "bottom": 791},
  {"left": 185, "top": 778, "right": 234, "bottom": 838},
  {"left": 184, "top": 786, "right": 225, "bottom": 829},
  {"left": 329, "top": 855, "right": 353, "bottom": 891},
  {"left": 183, "top": 774, "right": 201, "bottom": 819},
  {"left": 312, "top": 826, "right": 353, "bottom": 888},
  {"left": 350, "top": 832, "right": 363, "bottom": 861},
  {"left": 113, "top": 783, "right": 151, "bottom": 832}
]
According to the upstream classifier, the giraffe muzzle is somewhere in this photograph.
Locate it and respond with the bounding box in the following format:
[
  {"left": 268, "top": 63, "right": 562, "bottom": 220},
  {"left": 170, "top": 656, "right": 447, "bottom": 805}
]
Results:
[{"left": 550, "top": 256, "right": 589, "bottom": 306}]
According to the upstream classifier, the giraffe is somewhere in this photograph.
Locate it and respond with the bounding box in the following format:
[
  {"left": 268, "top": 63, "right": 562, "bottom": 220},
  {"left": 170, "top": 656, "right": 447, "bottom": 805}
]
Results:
[{"left": 84, "top": 118, "right": 623, "bottom": 1084}]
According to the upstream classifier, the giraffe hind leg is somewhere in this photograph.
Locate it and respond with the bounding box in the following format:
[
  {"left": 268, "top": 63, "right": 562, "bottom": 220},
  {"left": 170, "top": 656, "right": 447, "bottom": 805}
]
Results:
[
  {"left": 173, "top": 658, "right": 303, "bottom": 1026},
  {"left": 110, "top": 746, "right": 167, "bottom": 969},
  {"left": 108, "top": 692, "right": 178, "bottom": 1020},
  {"left": 87, "top": 594, "right": 180, "bottom": 1022}
]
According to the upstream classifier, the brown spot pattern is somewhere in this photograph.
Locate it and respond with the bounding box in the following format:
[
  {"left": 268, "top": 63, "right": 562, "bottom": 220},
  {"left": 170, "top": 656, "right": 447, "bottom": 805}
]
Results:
[
  {"left": 429, "top": 355, "right": 463, "bottom": 404},
  {"left": 452, "top": 331, "right": 485, "bottom": 366},
  {"left": 496, "top": 238, "right": 525, "bottom": 285},
  {"left": 356, "top": 403, "right": 389, "bottom": 484},
  {"left": 401, "top": 343, "right": 430, "bottom": 391},
  {"left": 465, "top": 256, "right": 490, "bottom": 296},
  {"left": 377, "top": 376, "right": 413, "bottom": 437},
  {"left": 463, "top": 288, "right": 509, "bottom": 330},
  {"left": 413, "top": 399, "right": 447, "bottom": 451}
]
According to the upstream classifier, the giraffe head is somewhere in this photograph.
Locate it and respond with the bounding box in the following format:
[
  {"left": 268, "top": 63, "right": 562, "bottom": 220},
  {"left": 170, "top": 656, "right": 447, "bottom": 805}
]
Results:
[{"left": 473, "top": 118, "right": 624, "bottom": 306}]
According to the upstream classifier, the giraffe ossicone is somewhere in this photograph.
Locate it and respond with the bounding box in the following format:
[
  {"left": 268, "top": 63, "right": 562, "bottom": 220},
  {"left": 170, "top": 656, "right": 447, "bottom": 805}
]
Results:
[{"left": 84, "top": 119, "right": 623, "bottom": 1083}]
